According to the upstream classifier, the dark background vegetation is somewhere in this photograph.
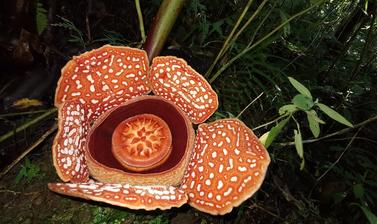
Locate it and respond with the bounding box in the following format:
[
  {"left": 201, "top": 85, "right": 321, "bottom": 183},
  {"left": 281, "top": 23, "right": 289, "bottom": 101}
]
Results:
[{"left": 0, "top": 0, "right": 376, "bottom": 223}]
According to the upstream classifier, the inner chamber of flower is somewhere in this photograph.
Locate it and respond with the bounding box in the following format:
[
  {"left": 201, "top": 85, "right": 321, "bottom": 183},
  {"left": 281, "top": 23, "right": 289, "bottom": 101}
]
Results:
[{"left": 86, "top": 95, "right": 195, "bottom": 186}]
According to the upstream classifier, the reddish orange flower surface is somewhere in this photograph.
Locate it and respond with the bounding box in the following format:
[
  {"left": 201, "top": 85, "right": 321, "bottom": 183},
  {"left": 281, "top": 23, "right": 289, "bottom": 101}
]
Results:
[{"left": 49, "top": 45, "right": 270, "bottom": 215}]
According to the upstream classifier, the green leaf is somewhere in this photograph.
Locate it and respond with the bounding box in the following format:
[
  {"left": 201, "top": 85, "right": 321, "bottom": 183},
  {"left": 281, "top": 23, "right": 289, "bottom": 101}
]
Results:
[
  {"left": 306, "top": 110, "right": 320, "bottom": 138},
  {"left": 292, "top": 94, "right": 314, "bottom": 110},
  {"left": 279, "top": 10, "right": 291, "bottom": 37},
  {"left": 15, "top": 167, "right": 26, "bottom": 184},
  {"left": 353, "top": 184, "right": 364, "bottom": 199},
  {"left": 25, "top": 157, "right": 31, "bottom": 167},
  {"left": 259, "top": 131, "right": 269, "bottom": 146},
  {"left": 294, "top": 129, "right": 304, "bottom": 158},
  {"left": 209, "top": 19, "right": 224, "bottom": 36},
  {"left": 294, "top": 129, "right": 305, "bottom": 170},
  {"left": 265, "top": 117, "right": 290, "bottom": 148},
  {"left": 36, "top": 1, "right": 48, "bottom": 35},
  {"left": 310, "top": 110, "right": 326, "bottom": 124},
  {"left": 288, "top": 77, "right": 313, "bottom": 99},
  {"left": 279, "top": 104, "right": 297, "bottom": 115},
  {"left": 356, "top": 204, "right": 377, "bottom": 224},
  {"left": 300, "top": 158, "right": 305, "bottom": 170},
  {"left": 317, "top": 103, "right": 353, "bottom": 127},
  {"left": 364, "top": 0, "right": 369, "bottom": 13}
]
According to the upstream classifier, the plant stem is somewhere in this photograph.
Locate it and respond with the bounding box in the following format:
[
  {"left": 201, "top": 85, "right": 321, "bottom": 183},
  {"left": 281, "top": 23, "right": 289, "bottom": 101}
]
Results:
[
  {"left": 236, "top": 92, "right": 264, "bottom": 119},
  {"left": 0, "top": 124, "right": 57, "bottom": 179},
  {"left": 135, "top": 0, "right": 146, "bottom": 43},
  {"left": 316, "top": 128, "right": 361, "bottom": 182},
  {"left": 251, "top": 202, "right": 283, "bottom": 220},
  {"left": 0, "top": 109, "right": 50, "bottom": 118},
  {"left": 229, "top": 0, "right": 269, "bottom": 51},
  {"left": 0, "top": 108, "right": 57, "bottom": 143},
  {"left": 204, "top": 0, "right": 254, "bottom": 78},
  {"left": 209, "top": 0, "right": 324, "bottom": 84},
  {"left": 253, "top": 114, "right": 289, "bottom": 131},
  {"left": 143, "top": 0, "right": 186, "bottom": 61},
  {"left": 277, "top": 115, "right": 377, "bottom": 146}
]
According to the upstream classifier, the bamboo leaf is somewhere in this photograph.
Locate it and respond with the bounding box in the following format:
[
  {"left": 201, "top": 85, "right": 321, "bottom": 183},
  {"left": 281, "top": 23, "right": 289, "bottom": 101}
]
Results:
[
  {"left": 265, "top": 117, "right": 290, "bottom": 148},
  {"left": 353, "top": 184, "right": 364, "bottom": 199},
  {"left": 294, "top": 129, "right": 305, "bottom": 170},
  {"left": 259, "top": 131, "right": 269, "bottom": 146},
  {"left": 36, "top": 1, "right": 48, "bottom": 35},
  {"left": 306, "top": 110, "right": 320, "bottom": 138},
  {"left": 317, "top": 103, "right": 353, "bottom": 127},
  {"left": 292, "top": 94, "right": 314, "bottom": 110},
  {"left": 279, "top": 10, "right": 291, "bottom": 37},
  {"left": 294, "top": 129, "right": 304, "bottom": 158},
  {"left": 288, "top": 76, "right": 313, "bottom": 99},
  {"left": 355, "top": 204, "right": 377, "bottom": 224},
  {"left": 279, "top": 104, "right": 297, "bottom": 115},
  {"left": 300, "top": 158, "right": 305, "bottom": 170}
]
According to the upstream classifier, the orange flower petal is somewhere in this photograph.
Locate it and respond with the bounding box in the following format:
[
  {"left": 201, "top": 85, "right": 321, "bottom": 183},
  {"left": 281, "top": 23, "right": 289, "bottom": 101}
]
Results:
[
  {"left": 150, "top": 56, "right": 218, "bottom": 124},
  {"left": 48, "top": 182, "right": 188, "bottom": 210},
  {"left": 181, "top": 119, "right": 270, "bottom": 215},
  {"left": 55, "top": 45, "right": 150, "bottom": 117},
  {"left": 52, "top": 101, "right": 90, "bottom": 182}
]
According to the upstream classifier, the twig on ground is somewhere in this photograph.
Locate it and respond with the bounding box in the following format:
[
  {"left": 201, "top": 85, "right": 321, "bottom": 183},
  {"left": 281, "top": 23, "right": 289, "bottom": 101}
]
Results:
[
  {"left": 0, "top": 123, "right": 57, "bottom": 180},
  {"left": 0, "top": 108, "right": 57, "bottom": 144},
  {"left": 0, "top": 109, "right": 50, "bottom": 118},
  {"left": 250, "top": 202, "right": 283, "bottom": 220}
]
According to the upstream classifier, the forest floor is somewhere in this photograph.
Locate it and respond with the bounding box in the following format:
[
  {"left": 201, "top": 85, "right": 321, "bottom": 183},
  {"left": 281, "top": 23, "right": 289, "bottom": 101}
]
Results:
[{"left": 0, "top": 137, "right": 205, "bottom": 224}]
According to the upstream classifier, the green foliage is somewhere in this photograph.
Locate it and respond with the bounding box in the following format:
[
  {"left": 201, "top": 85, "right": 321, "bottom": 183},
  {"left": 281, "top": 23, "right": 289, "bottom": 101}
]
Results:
[
  {"left": 288, "top": 77, "right": 313, "bottom": 99},
  {"left": 90, "top": 207, "right": 130, "bottom": 224},
  {"left": 294, "top": 128, "right": 304, "bottom": 169},
  {"left": 148, "top": 215, "right": 169, "bottom": 224},
  {"left": 36, "top": 1, "right": 48, "bottom": 35},
  {"left": 355, "top": 204, "right": 377, "bottom": 224},
  {"left": 186, "top": 0, "right": 228, "bottom": 45},
  {"left": 15, "top": 157, "right": 41, "bottom": 184},
  {"left": 306, "top": 110, "right": 322, "bottom": 138},
  {"left": 292, "top": 94, "right": 314, "bottom": 110},
  {"left": 326, "top": 146, "right": 377, "bottom": 223},
  {"left": 52, "top": 16, "right": 87, "bottom": 48},
  {"left": 317, "top": 103, "right": 353, "bottom": 127},
  {"left": 91, "top": 30, "right": 133, "bottom": 47},
  {"left": 265, "top": 116, "right": 290, "bottom": 148},
  {"left": 264, "top": 76, "right": 353, "bottom": 168}
]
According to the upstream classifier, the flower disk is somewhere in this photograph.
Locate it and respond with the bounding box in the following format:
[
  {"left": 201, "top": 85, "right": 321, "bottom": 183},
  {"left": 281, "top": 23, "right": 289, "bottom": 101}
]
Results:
[{"left": 112, "top": 114, "right": 172, "bottom": 171}]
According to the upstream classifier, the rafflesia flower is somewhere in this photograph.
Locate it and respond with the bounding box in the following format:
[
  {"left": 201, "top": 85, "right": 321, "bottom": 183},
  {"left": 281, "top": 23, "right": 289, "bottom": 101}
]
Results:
[{"left": 48, "top": 45, "right": 270, "bottom": 215}]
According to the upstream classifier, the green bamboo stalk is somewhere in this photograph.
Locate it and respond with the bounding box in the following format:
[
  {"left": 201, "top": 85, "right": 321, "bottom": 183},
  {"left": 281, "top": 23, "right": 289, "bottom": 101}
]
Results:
[
  {"left": 230, "top": 0, "right": 269, "bottom": 49},
  {"left": 209, "top": 1, "right": 324, "bottom": 84},
  {"left": 135, "top": 0, "right": 146, "bottom": 43},
  {"left": 204, "top": 0, "right": 255, "bottom": 78}
]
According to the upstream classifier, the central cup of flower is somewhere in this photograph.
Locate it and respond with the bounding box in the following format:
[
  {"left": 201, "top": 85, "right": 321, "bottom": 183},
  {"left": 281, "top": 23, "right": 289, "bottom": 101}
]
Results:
[{"left": 112, "top": 114, "right": 172, "bottom": 172}]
